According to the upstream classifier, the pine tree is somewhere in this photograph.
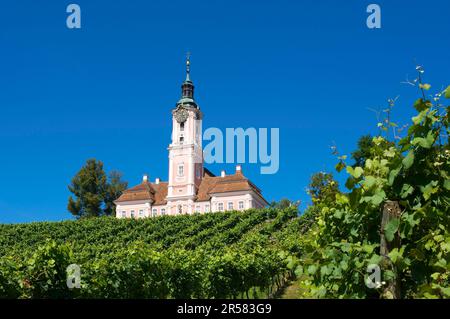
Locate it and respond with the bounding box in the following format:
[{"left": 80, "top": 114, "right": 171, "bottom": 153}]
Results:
[
  {"left": 104, "top": 170, "right": 128, "bottom": 216},
  {"left": 68, "top": 159, "right": 109, "bottom": 218}
]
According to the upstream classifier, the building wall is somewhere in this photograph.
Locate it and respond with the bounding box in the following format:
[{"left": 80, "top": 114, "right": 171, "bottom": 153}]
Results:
[
  {"left": 210, "top": 190, "right": 266, "bottom": 212},
  {"left": 115, "top": 190, "right": 266, "bottom": 219},
  {"left": 115, "top": 201, "right": 151, "bottom": 219}
]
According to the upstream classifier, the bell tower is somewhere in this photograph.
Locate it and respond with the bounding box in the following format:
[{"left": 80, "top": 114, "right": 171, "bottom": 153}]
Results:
[{"left": 166, "top": 54, "right": 203, "bottom": 214}]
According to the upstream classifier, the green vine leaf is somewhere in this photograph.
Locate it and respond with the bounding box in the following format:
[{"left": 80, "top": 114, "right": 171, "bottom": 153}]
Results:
[
  {"left": 400, "top": 184, "right": 414, "bottom": 198},
  {"left": 335, "top": 161, "right": 345, "bottom": 172},
  {"left": 445, "top": 85, "right": 450, "bottom": 99},
  {"left": 363, "top": 176, "right": 376, "bottom": 189},
  {"left": 388, "top": 247, "right": 405, "bottom": 263},
  {"left": 388, "top": 167, "right": 401, "bottom": 186},
  {"left": 444, "top": 179, "right": 450, "bottom": 191},
  {"left": 414, "top": 98, "right": 428, "bottom": 112},
  {"left": 346, "top": 166, "right": 363, "bottom": 179},
  {"left": 421, "top": 180, "right": 439, "bottom": 200},
  {"left": 441, "top": 287, "right": 450, "bottom": 297},
  {"left": 384, "top": 218, "right": 400, "bottom": 242},
  {"left": 402, "top": 151, "right": 415, "bottom": 169},
  {"left": 361, "top": 190, "right": 386, "bottom": 206},
  {"left": 412, "top": 131, "right": 435, "bottom": 149},
  {"left": 412, "top": 110, "right": 428, "bottom": 125}
]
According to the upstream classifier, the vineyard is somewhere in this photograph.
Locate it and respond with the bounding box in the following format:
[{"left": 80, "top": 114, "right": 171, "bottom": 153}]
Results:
[
  {"left": 292, "top": 76, "right": 450, "bottom": 299},
  {"left": 0, "top": 207, "right": 304, "bottom": 299},
  {"left": 0, "top": 72, "right": 449, "bottom": 300}
]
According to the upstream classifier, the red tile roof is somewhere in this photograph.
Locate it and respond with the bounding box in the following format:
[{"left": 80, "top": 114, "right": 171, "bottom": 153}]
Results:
[
  {"left": 115, "top": 169, "right": 266, "bottom": 204},
  {"left": 114, "top": 182, "right": 155, "bottom": 203}
]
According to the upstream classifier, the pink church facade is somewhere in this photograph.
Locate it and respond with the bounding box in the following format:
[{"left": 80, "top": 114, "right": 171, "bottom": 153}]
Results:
[{"left": 114, "top": 58, "right": 268, "bottom": 218}]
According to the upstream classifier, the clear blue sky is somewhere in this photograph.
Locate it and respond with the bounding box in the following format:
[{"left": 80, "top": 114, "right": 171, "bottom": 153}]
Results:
[{"left": 0, "top": 0, "right": 449, "bottom": 223}]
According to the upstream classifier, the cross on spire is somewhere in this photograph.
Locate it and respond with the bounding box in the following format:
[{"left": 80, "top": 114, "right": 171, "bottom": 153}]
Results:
[{"left": 185, "top": 52, "right": 191, "bottom": 81}]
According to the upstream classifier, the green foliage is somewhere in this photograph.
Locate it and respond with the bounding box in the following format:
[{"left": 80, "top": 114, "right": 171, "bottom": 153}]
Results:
[
  {"left": 269, "top": 198, "right": 300, "bottom": 211},
  {"left": 445, "top": 85, "right": 450, "bottom": 99},
  {"left": 307, "top": 172, "right": 340, "bottom": 204},
  {"left": 104, "top": 170, "right": 128, "bottom": 216},
  {"left": 297, "top": 73, "right": 450, "bottom": 299},
  {"left": 0, "top": 207, "right": 302, "bottom": 299},
  {"left": 68, "top": 159, "right": 127, "bottom": 218},
  {"left": 384, "top": 218, "right": 399, "bottom": 242},
  {"left": 351, "top": 135, "right": 375, "bottom": 168}
]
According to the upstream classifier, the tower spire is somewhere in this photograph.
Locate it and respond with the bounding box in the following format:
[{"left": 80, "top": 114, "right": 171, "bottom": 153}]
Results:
[
  {"left": 180, "top": 52, "right": 195, "bottom": 102},
  {"left": 185, "top": 52, "right": 191, "bottom": 82}
]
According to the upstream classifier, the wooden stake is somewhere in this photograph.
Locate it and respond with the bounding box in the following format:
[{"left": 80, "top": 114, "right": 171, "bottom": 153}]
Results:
[{"left": 380, "top": 200, "right": 401, "bottom": 299}]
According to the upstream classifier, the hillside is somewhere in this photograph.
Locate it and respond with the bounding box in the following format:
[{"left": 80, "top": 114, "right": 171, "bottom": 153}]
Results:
[{"left": 0, "top": 207, "right": 303, "bottom": 298}]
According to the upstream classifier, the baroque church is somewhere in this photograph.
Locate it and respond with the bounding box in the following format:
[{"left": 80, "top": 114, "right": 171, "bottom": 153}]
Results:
[{"left": 114, "top": 57, "right": 268, "bottom": 218}]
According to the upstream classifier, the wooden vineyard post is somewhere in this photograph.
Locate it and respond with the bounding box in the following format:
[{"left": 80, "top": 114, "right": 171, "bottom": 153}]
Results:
[{"left": 380, "top": 200, "right": 401, "bottom": 299}]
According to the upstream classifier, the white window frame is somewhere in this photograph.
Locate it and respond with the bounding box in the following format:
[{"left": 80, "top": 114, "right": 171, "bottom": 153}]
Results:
[
  {"left": 205, "top": 204, "right": 210, "bottom": 212},
  {"left": 152, "top": 209, "right": 157, "bottom": 217},
  {"left": 139, "top": 210, "right": 144, "bottom": 218},
  {"left": 218, "top": 202, "right": 224, "bottom": 212},
  {"left": 121, "top": 211, "right": 126, "bottom": 218},
  {"left": 228, "top": 202, "right": 233, "bottom": 211},
  {"left": 238, "top": 201, "right": 244, "bottom": 210},
  {"left": 161, "top": 208, "right": 166, "bottom": 216},
  {"left": 130, "top": 210, "right": 135, "bottom": 218}
]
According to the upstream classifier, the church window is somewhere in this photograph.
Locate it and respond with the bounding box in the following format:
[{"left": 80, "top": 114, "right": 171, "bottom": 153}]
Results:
[
  {"left": 180, "top": 122, "right": 184, "bottom": 131},
  {"left": 238, "top": 201, "right": 244, "bottom": 210},
  {"left": 218, "top": 203, "right": 224, "bottom": 212},
  {"left": 228, "top": 202, "right": 233, "bottom": 210}
]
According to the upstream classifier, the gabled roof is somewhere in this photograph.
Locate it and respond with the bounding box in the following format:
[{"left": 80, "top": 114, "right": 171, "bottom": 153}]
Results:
[
  {"left": 197, "top": 170, "right": 265, "bottom": 202},
  {"left": 151, "top": 182, "right": 168, "bottom": 205},
  {"left": 115, "top": 168, "right": 266, "bottom": 205},
  {"left": 115, "top": 181, "right": 155, "bottom": 203}
]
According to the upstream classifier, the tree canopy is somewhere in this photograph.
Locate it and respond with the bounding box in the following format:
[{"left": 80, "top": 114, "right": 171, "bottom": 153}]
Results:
[{"left": 68, "top": 159, "right": 127, "bottom": 218}]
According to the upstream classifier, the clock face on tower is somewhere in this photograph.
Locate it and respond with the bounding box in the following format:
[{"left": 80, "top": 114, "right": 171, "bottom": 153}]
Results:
[{"left": 174, "top": 108, "right": 189, "bottom": 123}]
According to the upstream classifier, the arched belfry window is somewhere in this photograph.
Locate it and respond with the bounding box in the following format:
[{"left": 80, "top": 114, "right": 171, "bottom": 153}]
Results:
[{"left": 180, "top": 122, "right": 184, "bottom": 131}]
